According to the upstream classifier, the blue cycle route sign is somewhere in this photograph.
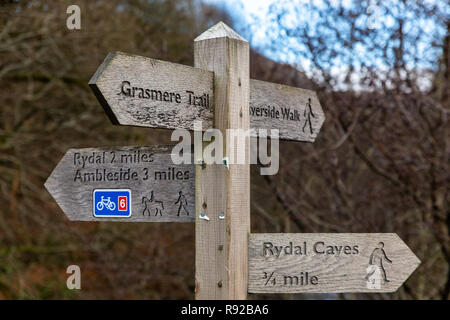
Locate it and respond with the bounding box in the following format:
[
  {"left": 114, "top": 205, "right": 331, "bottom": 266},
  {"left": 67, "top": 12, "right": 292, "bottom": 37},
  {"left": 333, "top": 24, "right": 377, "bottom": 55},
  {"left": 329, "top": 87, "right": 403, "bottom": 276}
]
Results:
[{"left": 93, "top": 189, "right": 131, "bottom": 217}]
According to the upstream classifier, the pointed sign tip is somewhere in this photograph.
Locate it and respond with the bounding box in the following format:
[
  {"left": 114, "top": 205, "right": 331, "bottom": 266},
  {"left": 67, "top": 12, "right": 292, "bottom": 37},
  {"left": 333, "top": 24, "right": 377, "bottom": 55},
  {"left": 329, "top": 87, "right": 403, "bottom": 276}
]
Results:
[
  {"left": 195, "top": 21, "right": 247, "bottom": 42},
  {"left": 43, "top": 179, "right": 50, "bottom": 195},
  {"left": 88, "top": 51, "right": 122, "bottom": 86}
]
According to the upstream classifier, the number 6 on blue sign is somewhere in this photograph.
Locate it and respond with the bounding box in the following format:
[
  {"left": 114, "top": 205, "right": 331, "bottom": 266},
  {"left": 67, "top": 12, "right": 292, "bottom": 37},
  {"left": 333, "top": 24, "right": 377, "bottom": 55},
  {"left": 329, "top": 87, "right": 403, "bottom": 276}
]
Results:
[{"left": 93, "top": 189, "right": 132, "bottom": 217}]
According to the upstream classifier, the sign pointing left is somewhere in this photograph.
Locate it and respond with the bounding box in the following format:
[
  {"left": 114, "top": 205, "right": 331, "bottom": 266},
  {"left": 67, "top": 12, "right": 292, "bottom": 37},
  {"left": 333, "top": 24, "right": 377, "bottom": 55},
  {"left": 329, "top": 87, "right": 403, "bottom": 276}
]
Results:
[
  {"left": 89, "top": 51, "right": 214, "bottom": 131},
  {"left": 44, "top": 145, "right": 194, "bottom": 222}
]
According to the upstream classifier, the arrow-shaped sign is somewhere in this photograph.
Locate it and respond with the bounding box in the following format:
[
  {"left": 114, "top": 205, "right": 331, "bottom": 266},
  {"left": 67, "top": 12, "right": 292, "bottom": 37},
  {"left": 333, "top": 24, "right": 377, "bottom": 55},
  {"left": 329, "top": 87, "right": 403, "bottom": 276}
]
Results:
[
  {"left": 89, "top": 52, "right": 214, "bottom": 131},
  {"left": 248, "top": 233, "right": 420, "bottom": 293},
  {"left": 44, "top": 145, "right": 194, "bottom": 222},
  {"left": 89, "top": 51, "right": 325, "bottom": 142}
]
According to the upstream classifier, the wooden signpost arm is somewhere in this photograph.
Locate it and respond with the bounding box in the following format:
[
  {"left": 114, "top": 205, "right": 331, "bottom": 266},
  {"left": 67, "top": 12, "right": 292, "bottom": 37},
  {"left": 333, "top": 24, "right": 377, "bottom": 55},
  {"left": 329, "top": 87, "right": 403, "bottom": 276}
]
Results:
[{"left": 194, "top": 22, "right": 250, "bottom": 300}]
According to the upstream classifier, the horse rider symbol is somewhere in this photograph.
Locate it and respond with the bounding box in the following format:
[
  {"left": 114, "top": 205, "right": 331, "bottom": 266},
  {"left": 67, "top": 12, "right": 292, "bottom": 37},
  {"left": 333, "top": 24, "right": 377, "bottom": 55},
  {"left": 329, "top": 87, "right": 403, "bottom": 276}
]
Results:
[{"left": 142, "top": 191, "right": 164, "bottom": 216}]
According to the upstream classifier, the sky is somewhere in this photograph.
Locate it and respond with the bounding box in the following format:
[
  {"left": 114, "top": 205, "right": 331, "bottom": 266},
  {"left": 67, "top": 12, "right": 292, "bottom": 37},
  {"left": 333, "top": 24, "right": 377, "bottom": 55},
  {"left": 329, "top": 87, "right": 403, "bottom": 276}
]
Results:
[
  {"left": 203, "top": 0, "right": 448, "bottom": 89},
  {"left": 203, "top": 0, "right": 307, "bottom": 67},
  {"left": 204, "top": 0, "right": 273, "bottom": 46}
]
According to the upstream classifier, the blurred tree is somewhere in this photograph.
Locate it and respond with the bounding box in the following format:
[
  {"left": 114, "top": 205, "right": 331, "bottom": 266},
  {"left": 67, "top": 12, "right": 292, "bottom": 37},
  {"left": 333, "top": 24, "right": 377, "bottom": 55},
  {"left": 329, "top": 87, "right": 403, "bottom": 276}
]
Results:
[
  {"left": 247, "top": 0, "right": 449, "bottom": 300},
  {"left": 0, "top": 0, "right": 231, "bottom": 299}
]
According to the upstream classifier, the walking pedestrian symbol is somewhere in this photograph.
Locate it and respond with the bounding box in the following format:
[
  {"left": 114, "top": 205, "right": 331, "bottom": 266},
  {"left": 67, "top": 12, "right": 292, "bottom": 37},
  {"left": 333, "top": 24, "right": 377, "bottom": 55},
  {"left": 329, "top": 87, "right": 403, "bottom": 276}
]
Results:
[
  {"left": 302, "top": 98, "right": 317, "bottom": 135},
  {"left": 365, "top": 242, "right": 392, "bottom": 289},
  {"left": 175, "top": 191, "right": 189, "bottom": 216}
]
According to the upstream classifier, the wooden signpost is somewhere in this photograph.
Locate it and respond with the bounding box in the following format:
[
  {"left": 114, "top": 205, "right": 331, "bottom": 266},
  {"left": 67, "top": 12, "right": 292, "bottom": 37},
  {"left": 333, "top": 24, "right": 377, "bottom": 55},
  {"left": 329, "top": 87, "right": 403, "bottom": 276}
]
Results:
[{"left": 45, "top": 21, "right": 420, "bottom": 300}]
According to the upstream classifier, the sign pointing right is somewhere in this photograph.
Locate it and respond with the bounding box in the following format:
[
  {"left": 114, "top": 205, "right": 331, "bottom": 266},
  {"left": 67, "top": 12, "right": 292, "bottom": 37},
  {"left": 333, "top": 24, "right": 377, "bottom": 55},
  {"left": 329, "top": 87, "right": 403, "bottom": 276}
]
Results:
[{"left": 248, "top": 233, "right": 420, "bottom": 293}]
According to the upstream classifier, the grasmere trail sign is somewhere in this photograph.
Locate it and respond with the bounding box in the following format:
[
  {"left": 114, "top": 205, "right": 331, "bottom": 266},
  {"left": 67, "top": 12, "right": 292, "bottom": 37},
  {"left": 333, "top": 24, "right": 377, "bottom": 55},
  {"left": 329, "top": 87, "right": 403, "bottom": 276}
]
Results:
[
  {"left": 89, "top": 52, "right": 215, "bottom": 131},
  {"left": 45, "top": 21, "right": 420, "bottom": 299}
]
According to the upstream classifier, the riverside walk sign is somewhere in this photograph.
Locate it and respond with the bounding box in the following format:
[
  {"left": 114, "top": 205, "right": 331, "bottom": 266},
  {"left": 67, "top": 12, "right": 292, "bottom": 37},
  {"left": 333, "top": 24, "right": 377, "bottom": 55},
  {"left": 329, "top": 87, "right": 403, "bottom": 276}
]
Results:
[{"left": 45, "top": 22, "right": 420, "bottom": 299}]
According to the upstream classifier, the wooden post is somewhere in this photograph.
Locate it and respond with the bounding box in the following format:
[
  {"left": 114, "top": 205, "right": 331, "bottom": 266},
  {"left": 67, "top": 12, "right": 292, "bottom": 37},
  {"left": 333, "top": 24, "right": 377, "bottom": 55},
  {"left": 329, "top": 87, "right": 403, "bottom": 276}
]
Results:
[{"left": 194, "top": 22, "right": 250, "bottom": 300}]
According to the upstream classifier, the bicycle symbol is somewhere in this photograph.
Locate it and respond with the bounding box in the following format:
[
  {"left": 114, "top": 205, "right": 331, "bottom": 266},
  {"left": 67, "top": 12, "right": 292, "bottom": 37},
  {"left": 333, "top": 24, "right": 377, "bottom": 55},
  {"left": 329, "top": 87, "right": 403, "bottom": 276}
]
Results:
[{"left": 96, "top": 196, "right": 116, "bottom": 211}]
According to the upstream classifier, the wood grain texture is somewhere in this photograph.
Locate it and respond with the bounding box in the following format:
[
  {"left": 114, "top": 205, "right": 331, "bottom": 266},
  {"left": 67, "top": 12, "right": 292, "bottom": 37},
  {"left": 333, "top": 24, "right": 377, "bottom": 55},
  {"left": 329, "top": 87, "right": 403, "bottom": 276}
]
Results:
[
  {"left": 250, "top": 79, "right": 325, "bottom": 142},
  {"left": 248, "top": 233, "right": 420, "bottom": 293},
  {"left": 89, "top": 51, "right": 214, "bottom": 131},
  {"left": 89, "top": 52, "right": 325, "bottom": 142},
  {"left": 194, "top": 22, "right": 250, "bottom": 300},
  {"left": 44, "top": 145, "right": 194, "bottom": 222}
]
